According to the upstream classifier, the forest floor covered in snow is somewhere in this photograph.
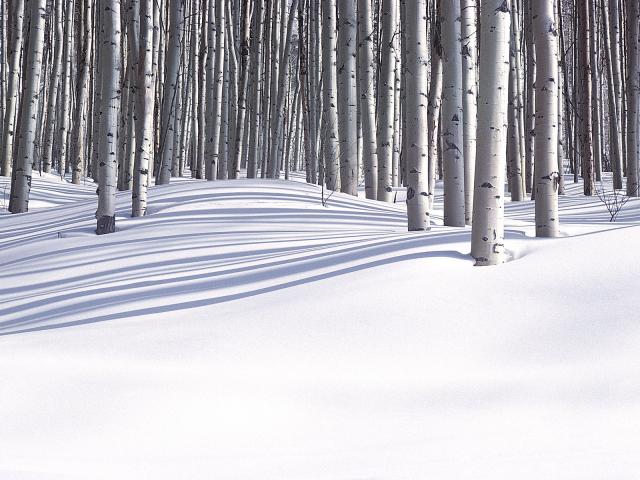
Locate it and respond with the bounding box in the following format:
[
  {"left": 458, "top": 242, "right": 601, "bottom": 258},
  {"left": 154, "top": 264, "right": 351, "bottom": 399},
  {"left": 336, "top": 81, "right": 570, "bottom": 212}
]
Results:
[{"left": 1, "top": 172, "right": 640, "bottom": 479}]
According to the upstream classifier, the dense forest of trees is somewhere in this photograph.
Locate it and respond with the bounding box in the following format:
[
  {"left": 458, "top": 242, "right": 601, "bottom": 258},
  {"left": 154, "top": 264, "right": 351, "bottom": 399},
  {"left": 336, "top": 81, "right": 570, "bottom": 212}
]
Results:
[{"left": 0, "top": 0, "right": 638, "bottom": 265}]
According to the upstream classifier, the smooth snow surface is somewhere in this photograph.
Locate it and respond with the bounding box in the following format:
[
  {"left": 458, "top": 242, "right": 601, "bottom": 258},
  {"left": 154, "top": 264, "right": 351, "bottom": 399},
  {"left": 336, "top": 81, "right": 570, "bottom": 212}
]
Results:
[{"left": 1, "top": 172, "right": 639, "bottom": 479}]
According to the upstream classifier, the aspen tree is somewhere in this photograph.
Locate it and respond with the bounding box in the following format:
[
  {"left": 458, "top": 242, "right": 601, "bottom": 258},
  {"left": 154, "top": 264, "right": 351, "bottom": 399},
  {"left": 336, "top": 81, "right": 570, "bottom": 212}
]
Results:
[
  {"left": 321, "top": 0, "right": 340, "bottom": 191},
  {"left": 533, "top": 0, "right": 559, "bottom": 237},
  {"left": 205, "top": 0, "right": 225, "bottom": 180},
  {"left": 132, "top": 0, "right": 155, "bottom": 217},
  {"left": 577, "top": 0, "right": 594, "bottom": 196},
  {"left": 156, "top": 0, "right": 183, "bottom": 185},
  {"left": 230, "top": 0, "right": 252, "bottom": 179},
  {"left": 470, "top": 0, "right": 511, "bottom": 265},
  {"left": 95, "top": 0, "right": 121, "bottom": 233},
  {"left": 427, "top": 17, "right": 443, "bottom": 207},
  {"left": 461, "top": 0, "right": 478, "bottom": 223},
  {"left": 627, "top": 0, "right": 640, "bottom": 196},
  {"left": 337, "top": 0, "right": 358, "bottom": 195},
  {"left": 404, "top": 0, "right": 430, "bottom": 230},
  {"left": 8, "top": 0, "right": 46, "bottom": 213},
  {"left": 376, "top": 0, "right": 396, "bottom": 201},
  {"left": 0, "top": 0, "right": 25, "bottom": 177},
  {"left": 358, "top": 0, "right": 378, "bottom": 200},
  {"left": 71, "top": 0, "right": 93, "bottom": 184}
]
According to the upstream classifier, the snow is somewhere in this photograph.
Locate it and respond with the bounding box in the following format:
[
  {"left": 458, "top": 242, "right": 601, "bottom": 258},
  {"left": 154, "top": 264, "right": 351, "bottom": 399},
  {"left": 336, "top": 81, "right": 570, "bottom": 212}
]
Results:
[{"left": 1, "top": 172, "right": 640, "bottom": 479}]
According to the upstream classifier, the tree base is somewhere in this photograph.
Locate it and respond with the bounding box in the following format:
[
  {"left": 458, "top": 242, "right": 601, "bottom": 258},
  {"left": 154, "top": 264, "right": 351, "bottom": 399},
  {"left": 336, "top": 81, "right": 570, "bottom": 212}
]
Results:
[{"left": 96, "top": 215, "right": 116, "bottom": 235}]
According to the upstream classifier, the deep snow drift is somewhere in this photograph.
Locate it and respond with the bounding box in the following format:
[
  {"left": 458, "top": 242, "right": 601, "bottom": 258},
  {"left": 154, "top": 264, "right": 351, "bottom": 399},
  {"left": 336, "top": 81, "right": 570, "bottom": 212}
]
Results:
[{"left": 1, "top": 172, "right": 639, "bottom": 479}]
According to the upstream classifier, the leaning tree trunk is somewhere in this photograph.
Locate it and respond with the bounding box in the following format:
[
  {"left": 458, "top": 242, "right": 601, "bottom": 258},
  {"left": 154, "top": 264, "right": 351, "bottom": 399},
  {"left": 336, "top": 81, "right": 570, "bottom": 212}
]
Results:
[
  {"left": 132, "top": 0, "right": 154, "bottom": 217},
  {"left": 376, "top": 0, "right": 396, "bottom": 201},
  {"left": 404, "top": 0, "right": 430, "bottom": 230},
  {"left": 337, "top": 0, "right": 358, "bottom": 195},
  {"left": 358, "top": 0, "right": 378, "bottom": 200},
  {"left": 441, "top": 0, "right": 465, "bottom": 227},
  {"left": 8, "top": 0, "right": 46, "bottom": 213},
  {"left": 95, "top": 0, "right": 122, "bottom": 234},
  {"left": 533, "top": 0, "right": 559, "bottom": 238},
  {"left": 0, "top": 0, "right": 25, "bottom": 177},
  {"left": 461, "top": 0, "right": 478, "bottom": 224},
  {"left": 470, "top": 0, "right": 511, "bottom": 266}
]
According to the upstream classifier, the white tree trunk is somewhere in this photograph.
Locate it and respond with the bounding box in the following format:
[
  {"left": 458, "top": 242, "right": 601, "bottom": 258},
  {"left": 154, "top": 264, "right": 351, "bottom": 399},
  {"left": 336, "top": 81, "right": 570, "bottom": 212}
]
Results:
[
  {"left": 358, "top": 0, "right": 377, "bottom": 200},
  {"left": 336, "top": 0, "right": 358, "bottom": 195},
  {"left": 627, "top": 0, "right": 640, "bottom": 196},
  {"left": 376, "top": 0, "right": 396, "bottom": 201},
  {"left": 441, "top": 0, "right": 465, "bottom": 227},
  {"left": 8, "top": 0, "right": 46, "bottom": 212},
  {"left": 95, "top": 0, "right": 121, "bottom": 233},
  {"left": 321, "top": 0, "right": 340, "bottom": 191},
  {"left": 470, "top": 0, "right": 511, "bottom": 265},
  {"left": 404, "top": 0, "right": 430, "bottom": 230},
  {"left": 156, "top": 0, "right": 183, "bottom": 185},
  {"left": 132, "top": 0, "right": 154, "bottom": 217},
  {"left": 533, "top": 0, "right": 559, "bottom": 237},
  {"left": 0, "top": 0, "right": 25, "bottom": 177},
  {"left": 461, "top": 0, "right": 478, "bottom": 224}
]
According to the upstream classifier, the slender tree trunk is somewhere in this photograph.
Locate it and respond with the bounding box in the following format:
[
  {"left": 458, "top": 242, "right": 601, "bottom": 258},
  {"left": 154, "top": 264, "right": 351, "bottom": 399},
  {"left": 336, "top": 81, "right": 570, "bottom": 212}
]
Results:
[
  {"left": 376, "top": 0, "right": 396, "bottom": 201},
  {"left": 441, "top": 0, "right": 465, "bottom": 226},
  {"left": 132, "top": 0, "right": 154, "bottom": 217},
  {"left": 321, "top": 0, "right": 340, "bottom": 191},
  {"left": 404, "top": 0, "right": 430, "bottom": 230},
  {"left": 1, "top": 0, "right": 25, "bottom": 177},
  {"left": 461, "top": 0, "right": 478, "bottom": 223},
  {"left": 578, "top": 0, "right": 594, "bottom": 195},
  {"left": 533, "top": 0, "right": 559, "bottom": 237},
  {"left": 156, "top": 0, "right": 183, "bottom": 185},
  {"left": 627, "top": 0, "right": 640, "bottom": 196},
  {"left": 427, "top": 18, "right": 443, "bottom": 208},
  {"left": 95, "top": 0, "right": 121, "bottom": 233},
  {"left": 337, "top": 0, "right": 358, "bottom": 195},
  {"left": 358, "top": 0, "right": 378, "bottom": 200},
  {"left": 8, "top": 0, "right": 46, "bottom": 212},
  {"left": 470, "top": 0, "right": 511, "bottom": 266},
  {"left": 71, "top": 0, "right": 93, "bottom": 184}
]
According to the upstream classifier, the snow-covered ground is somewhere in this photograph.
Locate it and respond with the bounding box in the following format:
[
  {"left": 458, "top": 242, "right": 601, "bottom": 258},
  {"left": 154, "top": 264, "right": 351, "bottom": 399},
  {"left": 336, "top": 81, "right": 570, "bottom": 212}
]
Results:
[{"left": 1, "top": 172, "right": 640, "bottom": 479}]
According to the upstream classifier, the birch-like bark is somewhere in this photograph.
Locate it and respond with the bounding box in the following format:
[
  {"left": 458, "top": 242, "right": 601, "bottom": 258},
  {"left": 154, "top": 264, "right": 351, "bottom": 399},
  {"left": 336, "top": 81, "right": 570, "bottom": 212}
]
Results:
[
  {"left": 230, "top": 0, "right": 252, "bottom": 179},
  {"left": 470, "top": 0, "right": 511, "bottom": 266},
  {"left": 71, "top": 0, "right": 93, "bottom": 184},
  {"left": 627, "top": 0, "right": 640, "bottom": 196},
  {"left": 0, "top": 0, "right": 25, "bottom": 177},
  {"left": 577, "top": 0, "right": 594, "bottom": 196},
  {"left": 461, "top": 0, "right": 478, "bottom": 223},
  {"left": 427, "top": 19, "right": 443, "bottom": 208},
  {"left": 268, "top": 0, "right": 299, "bottom": 179},
  {"left": 8, "top": 0, "right": 46, "bottom": 212},
  {"left": 358, "top": 0, "right": 378, "bottom": 200},
  {"left": 376, "top": 0, "right": 396, "bottom": 201},
  {"left": 337, "top": 0, "right": 358, "bottom": 195},
  {"left": 95, "top": 0, "right": 121, "bottom": 233},
  {"left": 247, "top": 0, "right": 264, "bottom": 178},
  {"left": 132, "top": 0, "right": 154, "bottom": 217},
  {"left": 404, "top": 0, "right": 430, "bottom": 230},
  {"left": 608, "top": 0, "right": 624, "bottom": 186},
  {"left": 321, "top": 0, "right": 340, "bottom": 190},
  {"left": 441, "top": 0, "right": 465, "bottom": 227},
  {"left": 507, "top": 13, "right": 525, "bottom": 202},
  {"left": 156, "top": 0, "right": 183, "bottom": 185},
  {"left": 533, "top": 0, "right": 559, "bottom": 237},
  {"left": 57, "top": 0, "right": 74, "bottom": 175},
  {"left": 205, "top": 0, "right": 225, "bottom": 180}
]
